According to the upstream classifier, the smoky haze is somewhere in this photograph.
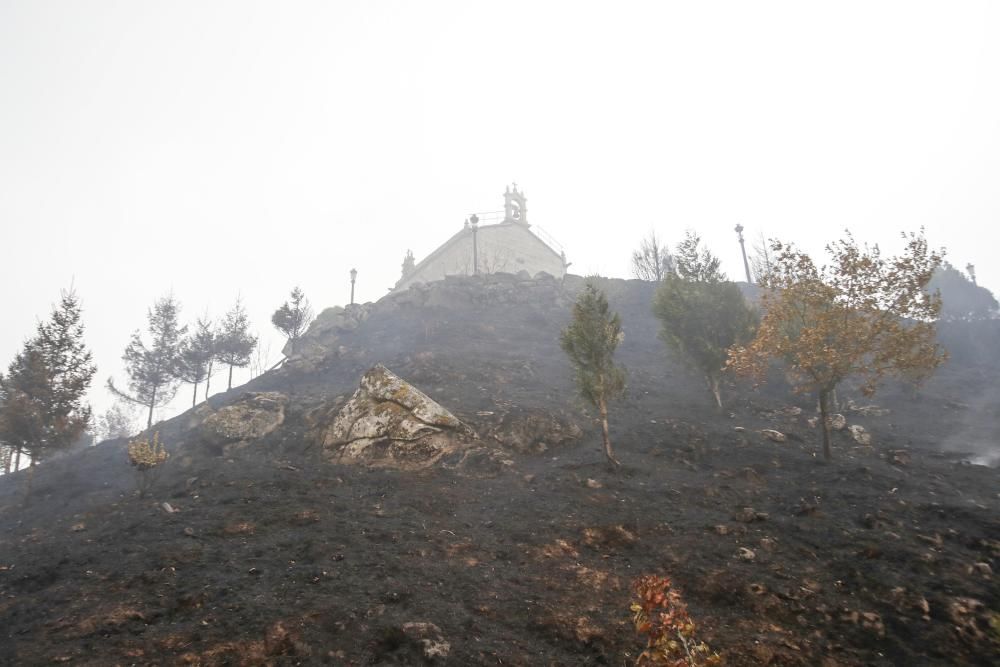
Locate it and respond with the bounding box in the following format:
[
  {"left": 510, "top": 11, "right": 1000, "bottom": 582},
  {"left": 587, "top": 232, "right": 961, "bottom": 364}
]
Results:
[{"left": 2, "top": 1, "right": 999, "bottom": 424}]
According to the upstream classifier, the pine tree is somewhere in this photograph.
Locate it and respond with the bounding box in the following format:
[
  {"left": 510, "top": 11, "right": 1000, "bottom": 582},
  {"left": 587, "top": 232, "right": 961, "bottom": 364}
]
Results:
[
  {"left": 272, "top": 287, "right": 314, "bottom": 356},
  {"left": 108, "top": 294, "right": 187, "bottom": 429},
  {"left": 216, "top": 298, "right": 257, "bottom": 390},
  {"left": 0, "top": 289, "right": 96, "bottom": 470},
  {"left": 653, "top": 235, "right": 758, "bottom": 409},
  {"left": 0, "top": 346, "right": 49, "bottom": 470},
  {"left": 176, "top": 317, "right": 216, "bottom": 407},
  {"left": 560, "top": 280, "right": 627, "bottom": 468},
  {"left": 674, "top": 230, "right": 723, "bottom": 283}
]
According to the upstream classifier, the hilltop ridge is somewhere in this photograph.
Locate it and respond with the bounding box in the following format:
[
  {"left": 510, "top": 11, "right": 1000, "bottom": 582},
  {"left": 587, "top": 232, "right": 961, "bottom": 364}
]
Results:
[{"left": 1, "top": 273, "right": 998, "bottom": 665}]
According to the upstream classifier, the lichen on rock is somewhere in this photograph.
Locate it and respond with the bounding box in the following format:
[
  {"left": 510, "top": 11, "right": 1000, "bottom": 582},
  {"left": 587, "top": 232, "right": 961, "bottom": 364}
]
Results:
[
  {"left": 198, "top": 392, "right": 289, "bottom": 448},
  {"left": 318, "top": 364, "right": 474, "bottom": 469}
]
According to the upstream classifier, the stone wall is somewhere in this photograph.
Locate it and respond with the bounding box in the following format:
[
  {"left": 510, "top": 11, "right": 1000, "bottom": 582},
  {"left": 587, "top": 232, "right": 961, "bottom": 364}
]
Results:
[{"left": 395, "top": 222, "right": 565, "bottom": 291}]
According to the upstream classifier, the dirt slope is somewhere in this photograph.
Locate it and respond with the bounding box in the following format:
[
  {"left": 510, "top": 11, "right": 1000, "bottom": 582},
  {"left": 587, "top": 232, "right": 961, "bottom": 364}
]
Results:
[{"left": 1, "top": 274, "right": 997, "bottom": 666}]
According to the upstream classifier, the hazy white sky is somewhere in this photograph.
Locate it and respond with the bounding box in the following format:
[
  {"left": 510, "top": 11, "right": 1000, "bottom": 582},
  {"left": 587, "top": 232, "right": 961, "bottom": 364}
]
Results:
[{"left": 2, "top": 1, "right": 999, "bottom": 422}]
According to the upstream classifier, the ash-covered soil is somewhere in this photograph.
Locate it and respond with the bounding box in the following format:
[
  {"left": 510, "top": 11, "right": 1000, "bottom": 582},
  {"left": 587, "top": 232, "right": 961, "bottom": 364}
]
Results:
[{"left": 1, "top": 274, "right": 998, "bottom": 666}]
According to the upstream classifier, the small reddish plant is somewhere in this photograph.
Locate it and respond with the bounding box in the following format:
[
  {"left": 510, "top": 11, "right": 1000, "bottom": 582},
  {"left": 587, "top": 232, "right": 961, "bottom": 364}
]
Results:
[{"left": 630, "top": 575, "right": 722, "bottom": 666}]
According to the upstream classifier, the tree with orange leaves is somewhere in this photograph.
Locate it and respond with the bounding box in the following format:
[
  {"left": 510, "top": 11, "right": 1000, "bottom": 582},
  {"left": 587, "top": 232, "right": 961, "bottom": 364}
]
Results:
[{"left": 728, "top": 230, "right": 946, "bottom": 461}]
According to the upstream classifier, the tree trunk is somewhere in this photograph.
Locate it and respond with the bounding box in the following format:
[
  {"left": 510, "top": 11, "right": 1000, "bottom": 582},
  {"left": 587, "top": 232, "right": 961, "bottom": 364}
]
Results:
[
  {"left": 205, "top": 360, "right": 213, "bottom": 400},
  {"left": 598, "top": 396, "right": 620, "bottom": 468},
  {"left": 707, "top": 374, "right": 722, "bottom": 410},
  {"left": 818, "top": 388, "right": 833, "bottom": 461},
  {"left": 3, "top": 448, "right": 10, "bottom": 474},
  {"left": 24, "top": 458, "right": 35, "bottom": 502},
  {"left": 191, "top": 382, "right": 199, "bottom": 408},
  {"left": 147, "top": 384, "right": 157, "bottom": 430},
  {"left": 13, "top": 447, "right": 21, "bottom": 472},
  {"left": 227, "top": 364, "right": 234, "bottom": 390}
]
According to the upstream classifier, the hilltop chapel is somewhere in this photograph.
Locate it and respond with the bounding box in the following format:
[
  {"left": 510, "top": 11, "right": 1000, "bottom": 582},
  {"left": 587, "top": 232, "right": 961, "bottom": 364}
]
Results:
[{"left": 393, "top": 185, "right": 568, "bottom": 291}]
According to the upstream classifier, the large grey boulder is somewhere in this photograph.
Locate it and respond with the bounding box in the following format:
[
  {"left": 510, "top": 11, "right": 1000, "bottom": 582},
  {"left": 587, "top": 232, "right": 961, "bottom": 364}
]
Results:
[
  {"left": 318, "top": 364, "right": 475, "bottom": 469},
  {"left": 198, "top": 392, "right": 289, "bottom": 450}
]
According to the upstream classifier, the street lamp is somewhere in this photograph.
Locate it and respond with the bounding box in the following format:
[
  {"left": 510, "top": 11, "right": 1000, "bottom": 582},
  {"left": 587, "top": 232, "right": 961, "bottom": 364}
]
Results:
[
  {"left": 469, "top": 214, "right": 479, "bottom": 275},
  {"left": 350, "top": 268, "right": 357, "bottom": 305},
  {"left": 735, "top": 224, "right": 752, "bottom": 284}
]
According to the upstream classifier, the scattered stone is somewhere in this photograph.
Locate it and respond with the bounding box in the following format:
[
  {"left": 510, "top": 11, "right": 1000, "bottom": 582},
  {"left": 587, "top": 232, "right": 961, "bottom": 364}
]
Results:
[
  {"left": 713, "top": 524, "right": 731, "bottom": 536},
  {"left": 183, "top": 527, "right": 196, "bottom": 537},
  {"left": 761, "top": 429, "right": 787, "bottom": 443},
  {"left": 848, "top": 424, "right": 872, "bottom": 446},
  {"left": 801, "top": 579, "right": 822, "bottom": 595},
  {"left": 917, "top": 533, "right": 943, "bottom": 547},
  {"left": 846, "top": 400, "right": 890, "bottom": 416},
  {"left": 859, "top": 612, "right": 885, "bottom": 638},
  {"left": 888, "top": 449, "right": 910, "bottom": 466},
  {"left": 807, "top": 417, "right": 818, "bottom": 428},
  {"left": 401, "top": 622, "right": 450, "bottom": 660},
  {"left": 734, "top": 507, "right": 769, "bottom": 523},
  {"left": 759, "top": 537, "right": 778, "bottom": 551},
  {"left": 736, "top": 547, "right": 756, "bottom": 562},
  {"left": 827, "top": 413, "right": 847, "bottom": 431},
  {"left": 968, "top": 562, "right": 992, "bottom": 578},
  {"left": 161, "top": 502, "right": 179, "bottom": 514},
  {"left": 70, "top": 523, "right": 86, "bottom": 532},
  {"left": 733, "top": 426, "right": 745, "bottom": 432},
  {"left": 585, "top": 478, "right": 603, "bottom": 489},
  {"left": 947, "top": 597, "right": 989, "bottom": 643}
]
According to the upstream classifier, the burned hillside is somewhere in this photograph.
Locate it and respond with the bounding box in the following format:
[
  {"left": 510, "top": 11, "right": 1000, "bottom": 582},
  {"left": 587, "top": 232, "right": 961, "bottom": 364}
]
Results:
[{"left": 1, "top": 273, "right": 998, "bottom": 666}]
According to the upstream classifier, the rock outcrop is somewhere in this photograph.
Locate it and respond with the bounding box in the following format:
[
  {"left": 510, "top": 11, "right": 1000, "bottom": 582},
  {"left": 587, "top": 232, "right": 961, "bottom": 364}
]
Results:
[
  {"left": 282, "top": 303, "right": 374, "bottom": 372},
  {"left": 849, "top": 424, "right": 873, "bottom": 446},
  {"left": 479, "top": 407, "right": 582, "bottom": 453},
  {"left": 198, "top": 392, "right": 289, "bottom": 453},
  {"left": 383, "top": 271, "right": 569, "bottom": 310},
  {"left": 318, "top": 364, "right": 475, "bottom": 469}
]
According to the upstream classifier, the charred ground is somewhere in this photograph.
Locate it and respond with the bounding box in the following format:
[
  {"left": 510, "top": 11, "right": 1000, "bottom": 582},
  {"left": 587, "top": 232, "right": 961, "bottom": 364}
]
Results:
[{"left": 1, "top": 274, "right": 998, "bottom": 665}]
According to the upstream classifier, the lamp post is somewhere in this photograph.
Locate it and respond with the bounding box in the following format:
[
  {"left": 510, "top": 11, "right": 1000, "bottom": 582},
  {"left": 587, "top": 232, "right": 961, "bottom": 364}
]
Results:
[
  {"left": 469, "top": 214, "right": 479, "bottom": 276},
  {"left": 966, "top": 263, "right": 977, "bottom": 286},
  {"left": 349, "top": 268, "right": 357, "bottom": 305},
  {"left": 735, "top": 224, "right": 752, "bottom": 284}
]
